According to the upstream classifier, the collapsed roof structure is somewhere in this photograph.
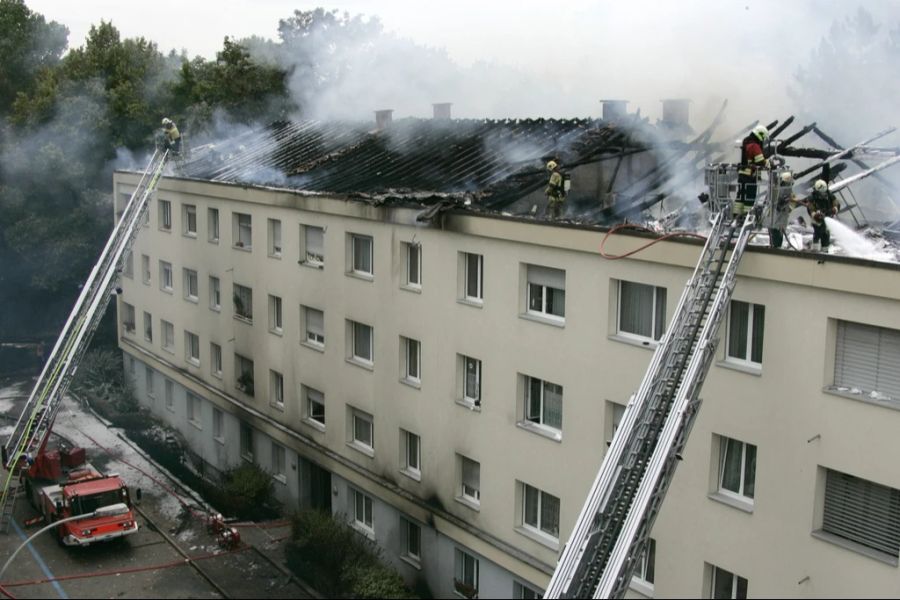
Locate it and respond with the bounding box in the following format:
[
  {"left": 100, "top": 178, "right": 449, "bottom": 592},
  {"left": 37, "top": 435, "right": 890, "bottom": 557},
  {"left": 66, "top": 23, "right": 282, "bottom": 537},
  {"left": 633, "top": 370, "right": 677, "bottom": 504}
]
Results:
[{"left": 176, "top": 101, "right": 900, "bottom": 257}]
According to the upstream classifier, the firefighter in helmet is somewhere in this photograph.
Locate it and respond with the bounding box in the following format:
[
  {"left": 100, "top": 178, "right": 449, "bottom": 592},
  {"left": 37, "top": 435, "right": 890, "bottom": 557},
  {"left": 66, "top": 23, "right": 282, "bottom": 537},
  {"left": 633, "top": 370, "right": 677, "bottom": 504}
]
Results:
[
  {"left": 735, "top": 125, "right": 769, "bottom": 221},
  {"left": 804, "top": 179, "right": 839, "bottom": 251},
  {"left": 766, "top": 171, "right": 798, "bottom": 249},
  {"left": 544, "top": 160, "right": 566, "bottom": 220},
  {"left": 161, "top": 118, "right": 182, "bottom": 155}
]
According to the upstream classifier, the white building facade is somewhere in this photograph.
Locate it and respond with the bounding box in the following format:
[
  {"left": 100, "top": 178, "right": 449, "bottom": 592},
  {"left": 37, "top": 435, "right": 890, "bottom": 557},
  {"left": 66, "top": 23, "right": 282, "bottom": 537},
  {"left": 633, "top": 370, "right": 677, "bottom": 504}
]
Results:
[{"left": 115, "top": 171, "right": 900, "bottom": 599}]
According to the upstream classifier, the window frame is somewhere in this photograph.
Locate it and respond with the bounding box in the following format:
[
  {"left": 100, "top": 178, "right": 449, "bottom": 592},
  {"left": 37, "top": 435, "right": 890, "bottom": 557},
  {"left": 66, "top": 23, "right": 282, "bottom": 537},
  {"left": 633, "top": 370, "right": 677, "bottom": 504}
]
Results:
[
  {"left": 350, "top": 233, "right": 374, "bottom": 277},
  {"left": 183, "top": 204, "right": 197, "bottom": 237},
  {"left": 351, "top": 488, "right": 374, "bottom": 536},
  {"left": 525, "top": 265, "right": 566, "bottom": 322},
  {"left": 121, "top": 302, "right": 136, "bottom": 334},
  {"left": 186, "top": 393, "right": 201, "bottom": 428},
  {"left": 523, "top": 375, "right": 563, "bottom": 434},
  {"left": 141, "top": 254, "right": 151, "bottom": 285},
  {"left": 270, "top": 369, "right": 284, "bottom": 410},
  {"left": 164, "top": 378, "right": 174, "bottom": 411},
  {"left": 212, "top": 407, "right": 224, "bottom": 443},
  {"left": 710, "top": 565, "right": 748, "bottom": 599},
  {"left": 208, "top": 207, "right": 220, "bottom": 243},
  {"left": 233, "top": 283, "right": 253, "bottom": 322},
  {"left": 400, "top": 517, "right": 422, "bottom": 566},
  {"left": 400, "top": 429, "right": 421, "bottom": 480},
  {"left": 617, "top": 280, "right": 667, "bottom": 344},
  {"left": 717, "top": 436, "right": 757, "bottom": 503},
  {"left": 304, "top": 386, "right": 326, "bottom": 430},
  {"left": 183, "top": 268, "right": 199, "bottom": 302},
  {"left": 459, "top": 455, "right": 481, "bottom": 506},
  {"left": 402, "top": 337, "right": 421, "bottom": 385},
  {"left": 209, "top": 276, "right": 221, "bottom": 311},
  {"left": 184, "top": 330, "right": 200, "bottom": 366},
  {"left": 725, "top": 300, "right": 765, "bottom": 367},
  {"left": 233, "top": 212, "right": 252, "bottom": 249},
  {"left": 160, "top": 261, "right": 174, "bottom": 293},
  {"left": 240, "top": 421, "right": 254, "bottom": 461},
  {"left": 303, "top": 306, "right": 325, "bottom": 348},
  {"left": 210, "top": 342, "right": 223, "bottom": 379},
  {"left": 404, "top": 242, "right": 422, "bottom": 289},
  {"left": 463, "top": 252, "right": 484, "bottom": 302},
  {"left": 267, "top": 218, "right": 282, "bottom": 258},
  {"left": 350, "top": 407, "right": 374, "bottom": 455},
  {"left": 350, "top": 320, "right": 374, "bottom": 366},
  {"left": 521, "top": 482, "right": 561, "bottom": 541},
  {"left": 302, "top": 224, "right": 324, "bottom": 267},
  {"left": 454, "top": 548, "right": 479, "bottom": 597},
  {"left": 461, "top": 355, "right": 482, "bottom": 407},
  {"left": 235, "top": 353, "right": 255, "bottom": 397},
  {"left": 271, "top": 442, "right": 286, "bottom": 483},
  {"left": 158, "top": 199, "right": 172, "bottom": 231},
  {"left": 161, "top": 320, "right": 175, "bottom": 353},
  {"left": 268, "top": 294, "right": 283, "bottom": 335}
]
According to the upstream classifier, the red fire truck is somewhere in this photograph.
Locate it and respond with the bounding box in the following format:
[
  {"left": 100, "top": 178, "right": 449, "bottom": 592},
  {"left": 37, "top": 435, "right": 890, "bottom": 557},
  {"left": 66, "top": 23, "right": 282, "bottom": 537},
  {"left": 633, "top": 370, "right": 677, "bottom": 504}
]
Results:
[{"left": 24, "top": 446, "right": 138, "bottom": 545}]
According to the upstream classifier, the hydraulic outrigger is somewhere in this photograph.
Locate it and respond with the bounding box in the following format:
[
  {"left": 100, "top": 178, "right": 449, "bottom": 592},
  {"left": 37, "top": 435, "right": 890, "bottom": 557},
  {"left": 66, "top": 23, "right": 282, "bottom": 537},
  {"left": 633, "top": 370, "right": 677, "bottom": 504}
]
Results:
[{"left": 546, "top": 163, "right": 789, "bottom": 598}]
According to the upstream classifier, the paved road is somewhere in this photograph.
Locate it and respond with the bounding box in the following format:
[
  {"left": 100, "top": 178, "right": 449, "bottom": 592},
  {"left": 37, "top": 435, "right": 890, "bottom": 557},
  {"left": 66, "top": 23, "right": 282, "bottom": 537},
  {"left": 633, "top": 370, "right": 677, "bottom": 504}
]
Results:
[{"left": 0, "top": 378, "right": 314, "bottom": 599}]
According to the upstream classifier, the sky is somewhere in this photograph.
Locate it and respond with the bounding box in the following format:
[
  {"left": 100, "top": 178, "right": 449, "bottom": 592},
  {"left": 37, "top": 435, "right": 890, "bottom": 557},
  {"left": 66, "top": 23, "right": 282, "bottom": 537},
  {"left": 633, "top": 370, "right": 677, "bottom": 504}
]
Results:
[{"left": 23, "top": 0, "right": 900, "bottom": 127}]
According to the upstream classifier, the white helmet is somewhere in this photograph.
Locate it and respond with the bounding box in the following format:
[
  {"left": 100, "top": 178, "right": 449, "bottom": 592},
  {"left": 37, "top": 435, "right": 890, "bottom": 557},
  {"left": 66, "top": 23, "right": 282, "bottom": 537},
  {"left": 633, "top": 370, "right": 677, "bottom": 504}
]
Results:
[
  {"left": 162, "top": 117, "right": 173, "bottom": 127},
  {"left": 752, "top": 125, "right": 769, "bottom": 142},
  {"left": 814, "top": 179, "right": 827, "bottom": 193},
  {"left": 780, "top": 171, "right": 793, "bottom": 183}
]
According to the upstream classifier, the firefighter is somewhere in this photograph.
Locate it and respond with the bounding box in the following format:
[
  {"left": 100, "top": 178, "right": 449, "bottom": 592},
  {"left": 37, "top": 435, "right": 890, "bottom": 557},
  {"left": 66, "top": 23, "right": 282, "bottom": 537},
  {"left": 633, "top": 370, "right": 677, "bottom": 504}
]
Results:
[
  {"left": 161, "top": 118, "right": 182, "bottom": 155},
  {"left": 544, "top": 160, "right": 566, "bottom": 220},
  {"left": 805, "top": 179, "right": 839, "bottom": 251},
  {"left": 767, "top": 171, "right": 798, "bottom": 249},
  {"left": 735, "top": 125, "right": 770, "bottom": 221}
]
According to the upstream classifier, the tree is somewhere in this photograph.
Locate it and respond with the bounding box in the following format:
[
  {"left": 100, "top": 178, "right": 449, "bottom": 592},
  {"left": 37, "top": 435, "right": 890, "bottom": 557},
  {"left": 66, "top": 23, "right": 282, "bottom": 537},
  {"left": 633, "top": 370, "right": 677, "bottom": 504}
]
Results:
[{"left": 0, "top": 0, "right": 67, "bottom": 114}]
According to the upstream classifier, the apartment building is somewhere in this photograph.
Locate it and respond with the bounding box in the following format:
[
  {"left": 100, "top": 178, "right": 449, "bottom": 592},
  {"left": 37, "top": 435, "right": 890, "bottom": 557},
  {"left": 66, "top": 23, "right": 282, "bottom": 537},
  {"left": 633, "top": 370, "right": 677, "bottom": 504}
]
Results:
[{"left": 115, "top": 118, "right": 900, "bottom": 599}]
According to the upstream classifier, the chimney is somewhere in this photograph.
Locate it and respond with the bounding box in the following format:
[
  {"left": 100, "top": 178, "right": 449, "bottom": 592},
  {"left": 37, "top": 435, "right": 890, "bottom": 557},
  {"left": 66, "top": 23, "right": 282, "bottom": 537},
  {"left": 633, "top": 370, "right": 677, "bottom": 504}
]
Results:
[
  {"left": 660, "top": 98, "right": 691, "bottom": 128},
  {"left": 375, "top": 109, "right": 393, "bottom": 130},
  {"left": 432, "top": 103, "right": 452, "bottom": 119},
  {"left": 600, "top": 99, "right": 628, "bottom": 122}
]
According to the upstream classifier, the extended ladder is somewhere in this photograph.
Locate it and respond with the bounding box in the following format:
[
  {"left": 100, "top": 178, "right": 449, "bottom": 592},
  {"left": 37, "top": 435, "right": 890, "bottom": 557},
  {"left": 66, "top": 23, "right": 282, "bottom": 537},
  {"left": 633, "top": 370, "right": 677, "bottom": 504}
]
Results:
[
  {"left": 546, "top": 165, "right": 770, "bottom": 599},
  {"left": 0, "top": 150, "right": 169, "bottom": 532}
]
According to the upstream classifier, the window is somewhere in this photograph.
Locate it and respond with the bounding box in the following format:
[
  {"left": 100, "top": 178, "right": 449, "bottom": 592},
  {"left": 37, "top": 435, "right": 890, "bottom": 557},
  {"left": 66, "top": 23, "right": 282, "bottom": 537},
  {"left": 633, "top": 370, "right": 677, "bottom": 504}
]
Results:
[
  {"left": 404, "top": 242, "right": 421, "bottom": 288},
  {"left": 270, "top": 370, "right": 284, "bottom": 409},
  {"left": 463, "top": 252, "right": 483, "bottom": 302},
  {"left": 460, "top": 355, "right": 481, "bottom": 406},
  {"left": 183, "top": 204, "right": 197, "bottom": 236},
  {"left": 460, "top": 456, "right": 480, "bottom": 504},
  {"left": 710, "top": 565, "right": 748, "bottom": 599},
  {"left": 183, "top": 268, "right": 198, "bottom": 302},
  {"left": 350, "top": 408, "right": 374, "bottom": 453},
  {"left": 185, "top": 331, "right": 200, "bottom": 366},
  {"left": 454, "top": 548, "right": 479, "bottom": 598},
  {"left": 240, "top": 421, "right": 253, "bottom": 460},
  {"left": 633, "top": 538, "right": 656, "bottom": 588},
  {"left": 143, "top": 311, "right": 153, "bottom": 342},
  {"left": 122, "top": 250, "right": 134, "bottom": 278},
  {"left": 833, "top": 320, "right": 900, "bottom": 403},
  {"left": 164, "top": 378, "right": 174, "bottom": 411},
  {"left": 400, "top": 429, "right": 421, "bottom": 479},
  {"left": 352, "top": 488, "right": 374, "bottom": 534},
  {"left": 235, "top": 354, "right": 254, "bottom": 396},
  {"left": 141, "top": 254, "right": 151, "bottom": 284},
  {"left": 302, "top": 225, "right": 324, "bottom": 266},
  {"left": 513, "top": 582, "right": 542, "bottom": 599},
  {"left": 618, "top": 281, "right": 667, "bottom": 342},
  {"left": 121, "top": 302, "right": 136, "bottom": 334},
  {"left": 233, "top": 284, "right": 253, "bottom": 321},
  {"left": 305, "top": 387, "right": 325, "bottom": 428},
  {"left": 400, "top": 517, "right": 421, "bottom": 564},
  {"left": 271, "top": 442, "right": 286, "bottom": 483},
  {"left": 820, "top": 468, "right": 900, "bottom": 559},
  {"left": 524, "top": 375, "right": 563, "bottom": 432},
  {"left": 402, "top": 337, "right": 421, "bottom": 384},
  {"left": 210, "top": 342, "right": 223, "bottom": 378},
  {"left": 213, "top": 407, "right": 224, "bottom": 442},
  {"left": 349, "top": 233, "right": 373, "bottom": 277},
  {"left": 303, "top": 306, "right": 325, "bottom": 347},
  {"left": 145, "top": 366, "right": 155, "bottom": 398},
  {"left": 526, "top": 265, "right": 566, "bottom": 320},
  {"left": 522, "top": 482, "right": 561, "bottom": 539},
  {"left": 160, "top": 261, "right": 173, "bottom": 292},
  {"left": 268, "top": 295, "right": 283, "bottom": 334},
  {"left": 718, "top": 436, "right": 756, "bottom": 502},
  {"left": 159, "top": 199, "right": 172, "bottom": 230},
  {"left": 208, "top": 207, "right": 219, "bottom": 242},
  {"left": 209, "top": 276, "right": 221, "bottom": 311},
  {"left": 127, "top": 356, "right": 135, "bottom": 376},
  {"left": 186, "top": 393, "right": 200, "bottom": 427},
  {"left": 726, "top": 301, "right": 765, "bottom": 365},
  {"left": 162, "top": 320, "right": 175, "bottom": 353},
  {"left": 350, "top": 320, "right": 373, "bottom": 365},
  {"left": 268, "top": 218, "right": 282, "bottom": 257},
  {"left": 233, "top": 212, "right": 252, "bottom": 249}
]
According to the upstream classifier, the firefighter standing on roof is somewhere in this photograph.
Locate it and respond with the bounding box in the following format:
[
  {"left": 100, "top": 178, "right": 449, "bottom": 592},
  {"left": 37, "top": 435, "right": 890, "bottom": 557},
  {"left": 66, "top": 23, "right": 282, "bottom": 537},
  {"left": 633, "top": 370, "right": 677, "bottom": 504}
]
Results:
[
  {"left": 766, "top": 171, "right": 798, "bottom": 249},
  {"left": 805, "top": 179, "right": 839, "bottom": 251},
  {"left": 545, "top": 160, "right": 566, "bottom": 220},
  {"left": 735, "top": 125, "right": 769, "bottom": 220}
]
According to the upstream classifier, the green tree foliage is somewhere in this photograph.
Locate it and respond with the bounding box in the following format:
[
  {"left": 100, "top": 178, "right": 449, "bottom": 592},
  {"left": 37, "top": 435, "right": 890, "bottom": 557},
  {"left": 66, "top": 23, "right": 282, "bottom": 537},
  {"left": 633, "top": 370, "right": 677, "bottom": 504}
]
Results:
[{"left": 0, "top": 0, "right": 67, "bottom": 114}]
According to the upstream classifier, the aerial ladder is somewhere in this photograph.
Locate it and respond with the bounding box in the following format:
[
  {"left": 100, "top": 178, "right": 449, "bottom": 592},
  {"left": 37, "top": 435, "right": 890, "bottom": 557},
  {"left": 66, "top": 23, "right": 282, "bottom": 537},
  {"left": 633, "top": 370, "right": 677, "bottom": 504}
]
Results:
[
  {"left": 0, "top": 149, "right": 170, "bottom": 533},
  {"left": 546, "top": 164, "right": 786, "bottom": 598}
]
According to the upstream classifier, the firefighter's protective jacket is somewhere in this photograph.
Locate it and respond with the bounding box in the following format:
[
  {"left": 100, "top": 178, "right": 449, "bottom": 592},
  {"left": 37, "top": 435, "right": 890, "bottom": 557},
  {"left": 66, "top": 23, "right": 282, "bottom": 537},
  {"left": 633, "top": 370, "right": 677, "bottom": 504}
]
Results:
[
  {"left": 739, "top": 134, "right": 767, "bottom": 176},
  {"left": 546, "top": 171, "right": 565, "bottom": 201},
  {"left": 165, "top": 124, "right": 181, "bottom": 142}
]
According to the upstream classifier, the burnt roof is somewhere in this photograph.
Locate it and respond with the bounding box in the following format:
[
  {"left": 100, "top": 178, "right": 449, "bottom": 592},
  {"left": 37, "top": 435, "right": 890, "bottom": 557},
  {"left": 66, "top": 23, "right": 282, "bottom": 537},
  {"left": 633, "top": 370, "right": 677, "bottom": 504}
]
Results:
[{"left": 179, "top": 117, "right": 646, "bottom": 206}]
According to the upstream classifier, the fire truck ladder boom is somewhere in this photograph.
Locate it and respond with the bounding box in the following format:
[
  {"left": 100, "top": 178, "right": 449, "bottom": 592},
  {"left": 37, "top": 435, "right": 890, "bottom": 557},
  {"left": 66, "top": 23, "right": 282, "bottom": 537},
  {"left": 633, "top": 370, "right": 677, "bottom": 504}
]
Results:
[
  {"left": 546, "top": 165, "right": 767, "bottom": 599},
  {"left": 0, "top": 150, "right": 169, "bottom": 533}
]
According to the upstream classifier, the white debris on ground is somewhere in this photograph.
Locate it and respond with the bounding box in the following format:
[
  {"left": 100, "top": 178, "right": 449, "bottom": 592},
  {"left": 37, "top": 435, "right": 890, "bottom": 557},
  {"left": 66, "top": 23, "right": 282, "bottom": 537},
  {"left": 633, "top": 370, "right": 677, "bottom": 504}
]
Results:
[{"left": 53, "top": 396, "right": 201, "bottom": 521}]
